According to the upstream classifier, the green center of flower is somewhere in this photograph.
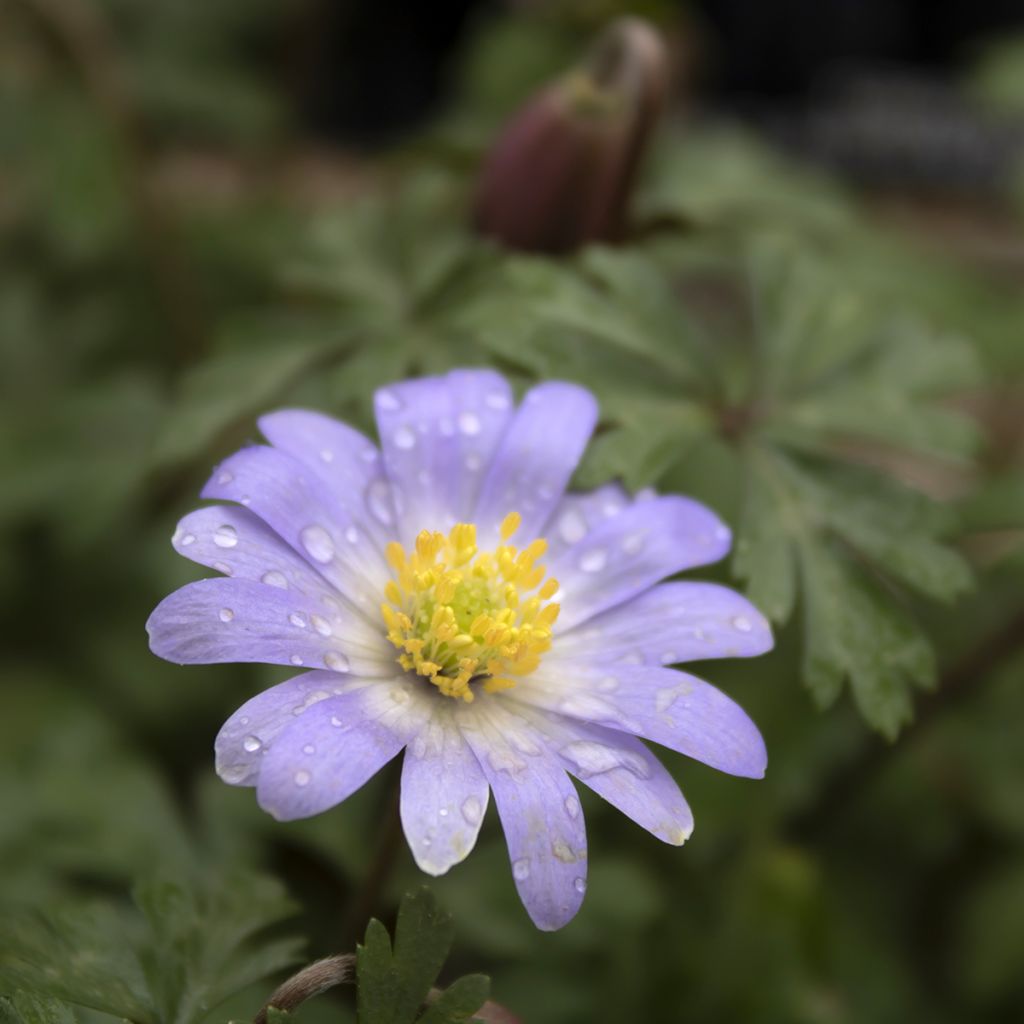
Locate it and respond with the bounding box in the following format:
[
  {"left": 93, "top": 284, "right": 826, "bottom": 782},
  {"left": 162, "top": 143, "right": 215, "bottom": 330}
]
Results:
[{"left": 381, "top": 512, "right": 560, "bottom": 702}]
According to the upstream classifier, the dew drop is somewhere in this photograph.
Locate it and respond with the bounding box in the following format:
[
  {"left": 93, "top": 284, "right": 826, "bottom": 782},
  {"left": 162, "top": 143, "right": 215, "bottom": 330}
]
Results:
[
  {"left": 179, "top": 532, "right": 196, "bottom": 547},
  {"left": 560, "top": 741, "right": 650, "bottom": 780},
  {"left": 300, "top": 524, "right": 335, "bottom": 563},
  {"left": 365, "top": 479, "right": 394, "bottom": 525},
  {"left": 218, "top": 607, "right": 235, "bottom": 623},
  {"left": 345, "top": 525, "right": 360, "bottom": 544},
  {"left": 377, "top": 389, "right": 401, "bottom": 411},
  {"left": 330, "top": 715, "right": 343, "bottom": 727},
  {"left": 310, "top": 614, "right": 332, "bottom": 636},
  {"left": 573, "top": 877, "right": 587, "bottom": 894},
  {"left": 622, "top": 532, "right": 645, "bottom": 555},
  {"left": 217, "top": 471, "right": 234, "bottom": 485},
  {"left": 290, "top": 654, "right": 304, "bottom": 666},
  {"left": 390, "top": 688, "right": 410, "bottom": 705},
  {"left": 289, "top": 613, "right": 307, "bottom": 629},
  {"left": 242, "top": 735, "right": 262, "bottom": 753},
  {"left": 213, "top": 524, "right": 238, "bottom": 548},
  {"left": 294, "top": 770, "right": 311, "bottom": 787},
  {"left": 565, "top": 796, "right": 580, "bottom": 819},
  {"left": 319, "top": 448, "right": 334, "bottom": 463},
  {"left": 461, "top": 796, "right": 483, "bottom": 825},
  {"left": 439, "top": 807, "right": 449, "bottom": 817},
  {"left": 457, "top": 411, "right": 482, "bottom": 436},
  {"left": 239, "top": 716, "right": 250, "bottom": 726},
  {"left": 512, "top": 858, "right": 531, "bottom": 881},
  {"left": 324, "top": 651, "right": 350, "bottom": 673},
  {"left": 302, "top": 743, "right": 316, "bottom": 755},
  {"left": 394, "top": 425, "right": 417, "bottom": 450},
  {"left": 558, "top": 508, "right": 587, "bottom": 544},
  {"left": 213, "top": 561, "right": 232, "bottom": 575},
  {"left": 579, "top": 548, "right": 607, "bottom": 573},
  {"left": 240, "top": 495, "right": 252, "bottom": 506},
  {"left": 732, "top": 615, "right": 753, "bottom": 633},
  {"left": 261, "top": 570, "right": 288, "bottom": 589}
]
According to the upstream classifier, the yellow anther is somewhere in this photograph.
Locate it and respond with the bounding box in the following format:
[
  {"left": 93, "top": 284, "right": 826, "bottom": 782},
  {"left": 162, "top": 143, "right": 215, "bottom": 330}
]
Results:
[
  {"left": 381, "top": 516, "right": 560, "bottom": 701},
  {"left": 500, "top": 511, "right": 522, "bottom": 540}
]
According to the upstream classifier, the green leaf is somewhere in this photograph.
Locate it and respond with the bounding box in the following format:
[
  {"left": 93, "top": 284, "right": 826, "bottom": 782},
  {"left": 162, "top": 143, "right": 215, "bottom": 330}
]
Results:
[
  {"left": 417, "top": 975, "right": 491, "bottom": 1024},
  {"left": 0, "top": 993, "right": 77, "bottom": 1024},
  {"left": 0, "top": 869, "right": 300, "bottom": 1024},
  {"left": 355, "top": 889, "right": 486, "bottom": 1024}
]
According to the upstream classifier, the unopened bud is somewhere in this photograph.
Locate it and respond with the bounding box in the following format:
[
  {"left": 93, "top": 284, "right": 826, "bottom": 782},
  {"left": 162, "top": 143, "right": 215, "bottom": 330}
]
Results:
[{"left": 473, "top": 17, "right": 668, "bottom": 253}]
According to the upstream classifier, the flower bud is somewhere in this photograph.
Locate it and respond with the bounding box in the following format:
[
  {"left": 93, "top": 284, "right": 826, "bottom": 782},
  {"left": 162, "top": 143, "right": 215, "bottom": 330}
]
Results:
[{"left": 473, "top": 17, "right": 668, "bottom": 253}]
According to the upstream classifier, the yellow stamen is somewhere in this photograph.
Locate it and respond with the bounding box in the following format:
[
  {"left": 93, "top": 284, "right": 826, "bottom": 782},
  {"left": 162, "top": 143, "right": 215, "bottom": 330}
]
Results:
[{"left": 381, "top": 513, "right": 560, "bottom": 702}]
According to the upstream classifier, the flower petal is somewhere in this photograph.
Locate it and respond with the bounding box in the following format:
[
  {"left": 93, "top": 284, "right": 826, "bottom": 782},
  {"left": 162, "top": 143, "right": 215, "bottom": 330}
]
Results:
[
  {"left": 171, "top": 505, "right": 353, "bottom": 606},
  {"left": 201, "top": 445, "right": 390, "bottom": 609},
  {"left": 461, "top": 704, "right": 588, "bottom": 930},
  {"left": 146, "top": 577, "right": 394, "bottom": 676},
  {"left": 509, "top": 706, "right": 693, "bottom": 845},
  {"left": 374, "top": 370, "right": 515, "bottom": 544},
  {"left": 551, "top": 582, "right": 773, "bottom": 666},
  {"left": 542, "top": 483, "right": 635, "bottom": 560},
  {"left": 549, "top": 495, "right": 732, "bottom": 631},
  {"left": 400, "top": 711, "right": 490, "bottom": 876},
  {"left": 255, "top": 691, "right": 407, "bottom": 820},
  {"left": 258, "top": 409, "right": 393, "bottom": 548},
  {"left": 474, "top": 381, "right": 598, "bottom": 546},
  {"left": 517, "top": 662, "right": 767, "bottom": 778},
  {"left": 215, "top": 671, "right": 374, "bottom": 785}
]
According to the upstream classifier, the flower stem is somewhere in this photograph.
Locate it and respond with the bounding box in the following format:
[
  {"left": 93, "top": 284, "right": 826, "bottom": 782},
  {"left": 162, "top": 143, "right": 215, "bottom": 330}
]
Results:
[{"left": 342, "top": 770, "right": 405, "bottom": 943}]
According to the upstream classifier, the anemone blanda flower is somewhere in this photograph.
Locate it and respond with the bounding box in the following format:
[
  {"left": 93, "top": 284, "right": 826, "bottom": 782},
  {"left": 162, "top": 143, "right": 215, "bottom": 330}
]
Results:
[{"left": 147, "top": 370, "right": 771, "bottom": 930}]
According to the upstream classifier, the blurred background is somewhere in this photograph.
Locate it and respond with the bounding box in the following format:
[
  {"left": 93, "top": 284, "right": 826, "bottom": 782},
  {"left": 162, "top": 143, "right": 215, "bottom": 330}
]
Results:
[{"left": 3, "top": 1, "right": 1024, "bottom": 1022}]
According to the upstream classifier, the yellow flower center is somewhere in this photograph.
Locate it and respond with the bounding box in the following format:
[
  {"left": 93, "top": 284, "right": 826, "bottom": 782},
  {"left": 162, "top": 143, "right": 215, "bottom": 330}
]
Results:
[{"left": 381, "top": 512, "right": 560, "bottom": 702}]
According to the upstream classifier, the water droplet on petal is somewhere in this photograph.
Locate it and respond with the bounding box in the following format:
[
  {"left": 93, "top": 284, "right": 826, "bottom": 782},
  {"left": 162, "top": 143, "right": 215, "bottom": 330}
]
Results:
[
  {"left": 300, "top": 524, "right": 335, "bottom": 563},
  {"left": 558, "top": 508, "right": 587, "bottom": 544},
  {"left": 377, "top": 389, "right": 401, "bottom": 411},
  {"left": 289, "top": 654, "right": 304, "bottom": 666},
  {"left": 261, "top": 570, "right": 288, "bottom": 589},
  {"left": 289, "top": 613, "right": 307, "bottom": 628},
  {"left": 324, "top": 651, "right": 350, "bottom": 672},
  {"left": 390, "top": 688, "right": 410, "bottom": 705},
  {"left": 512, "top": 858, "right": 531, "bottom": 881},
  {"left": 217, "top": 471, "right": 234, "bottom": 485},
  {"left": 218, "top": 607, "right": 234, "bottom": 623},
  {"left": 310, "top": 614, "right": 332, "bottom": 636},
  {"left": 179, "top": 533, "right": 196, "bottom": 547},
  {"left": 622, "top": 532, "right": 645, "bottom": 555},
  {"left": 344, "top": 525, "right": 360, "bottom": 544},
  {"left": 213, "top": 561, "right": 232, "bottom": 575},
  {"left": 365, "top": 479, "right": 394, "bottom": 525},
  {"left": 240, "top": 495, "right": 252, "bottom": 506},
  {"left": 579, "top": 548, "right": 607, "bottom": 573},
  {"left": 574, "top": 877, "right": 587, "bottom": 894},
  {"left": 439, "top": 807, "right": 449, "bottom": 817},
  {"left": 461, "top": 796, "right": 483, "bottom": 825},
  {"left": 242, "top": 735, "right": 262, "bottom": 753},
  {"left": 732, "top": 615, "right": 753, "bottom": 633},
  {"left": 294, "top": 770, "right": 311, "bottom": 787},
  {"left": 560, "top": 741, "right": 650, "bottom": 780},
  {"left": 213, "top": 524, "right": 238, "bottom": 548},
  {"left": 457, "top": 411, "right": 482, "bottom": 436},
  {"left": 302, "top": 743, "right": 316, "bottom": 755},
  {"left": 330, "top": 715, "right": 342, "bottom": 727},
  {"left": 565, "top": 795, "right": 580, "bottom": 819},
  {"left": 319, "top": 448, "right": 334, "bottom": 463},
  {"left": 394, "top": 425, "right": 417, "bottom": 450}
]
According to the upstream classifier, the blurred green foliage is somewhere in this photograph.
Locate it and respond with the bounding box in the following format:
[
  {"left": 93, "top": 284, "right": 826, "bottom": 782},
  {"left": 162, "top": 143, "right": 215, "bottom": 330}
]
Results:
[{"left": 2, "top": 2, "right": 1024, "bottom": 1024}]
